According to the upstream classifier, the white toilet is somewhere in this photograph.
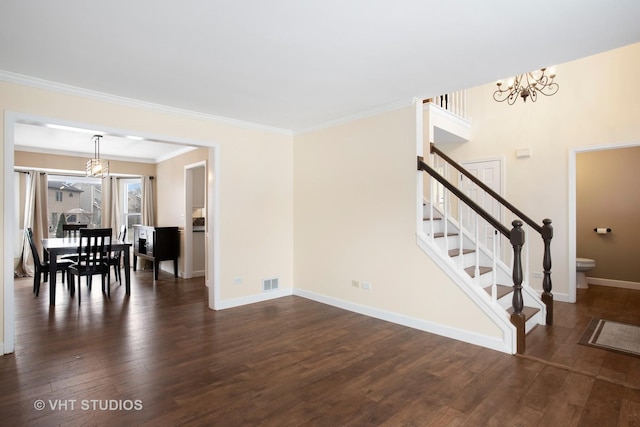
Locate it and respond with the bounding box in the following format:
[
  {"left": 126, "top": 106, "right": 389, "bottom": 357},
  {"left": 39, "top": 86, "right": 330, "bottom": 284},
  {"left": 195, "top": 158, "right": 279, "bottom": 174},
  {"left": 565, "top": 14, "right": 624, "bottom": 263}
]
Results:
[{"left": 576, "top": 257, "right": 596, "bottom": 289}]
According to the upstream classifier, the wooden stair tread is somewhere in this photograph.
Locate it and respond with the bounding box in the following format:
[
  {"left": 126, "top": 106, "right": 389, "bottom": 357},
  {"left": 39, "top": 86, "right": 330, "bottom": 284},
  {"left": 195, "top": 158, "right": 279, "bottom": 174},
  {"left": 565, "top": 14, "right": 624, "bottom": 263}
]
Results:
[
  {"left": 464, "top": 266, "right": 492, "bottom": 277},
  {"left": 507, "top": 306, "right": 540, "bottom": 322},
  {"left": 448, "top": 248, "right": 474, "bottom": 257},
  {"left": 433, "top": 232, "right": 458, "bottom": 238},
  {"left": 483, "top": 284, "right": 512, "bottom": 300}
]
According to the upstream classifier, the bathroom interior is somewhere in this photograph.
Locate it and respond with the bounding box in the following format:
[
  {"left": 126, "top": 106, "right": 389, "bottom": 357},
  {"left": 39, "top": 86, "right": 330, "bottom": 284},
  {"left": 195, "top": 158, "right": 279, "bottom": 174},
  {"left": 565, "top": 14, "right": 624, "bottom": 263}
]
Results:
[{"left": 576, "top": 145, "right": 640, "bottom": 290}]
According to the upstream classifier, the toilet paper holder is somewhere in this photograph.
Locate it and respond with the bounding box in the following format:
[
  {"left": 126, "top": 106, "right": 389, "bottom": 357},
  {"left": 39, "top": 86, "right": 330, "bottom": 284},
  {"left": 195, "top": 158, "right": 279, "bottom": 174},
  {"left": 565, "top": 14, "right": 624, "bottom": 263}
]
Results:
[{"left": 593, "top": 227, "right": 612, "bottom": 234}]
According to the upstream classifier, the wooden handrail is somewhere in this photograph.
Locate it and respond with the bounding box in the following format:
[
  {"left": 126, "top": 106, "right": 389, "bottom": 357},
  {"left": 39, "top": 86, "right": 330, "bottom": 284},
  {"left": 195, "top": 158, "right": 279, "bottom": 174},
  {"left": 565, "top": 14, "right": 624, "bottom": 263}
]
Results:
[
  {"left": 430, "top": 143, "right": 542, "bottom": 234},
  {"left": 419, "top": 147, "right": 555, "bottom": 350},
  {"left": 418, "top": 157, "right": 511, "bottom": 238}
]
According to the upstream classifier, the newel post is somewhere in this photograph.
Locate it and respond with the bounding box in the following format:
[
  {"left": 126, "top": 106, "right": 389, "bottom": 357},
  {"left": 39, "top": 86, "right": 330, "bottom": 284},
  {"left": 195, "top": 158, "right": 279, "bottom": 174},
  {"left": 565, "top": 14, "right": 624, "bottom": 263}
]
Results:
[
  {"left": 510, "top": 220, "right": 526, "bottom": 354},
  {"left": 541, "top": 218, "right": 553, "bottom": 325}
]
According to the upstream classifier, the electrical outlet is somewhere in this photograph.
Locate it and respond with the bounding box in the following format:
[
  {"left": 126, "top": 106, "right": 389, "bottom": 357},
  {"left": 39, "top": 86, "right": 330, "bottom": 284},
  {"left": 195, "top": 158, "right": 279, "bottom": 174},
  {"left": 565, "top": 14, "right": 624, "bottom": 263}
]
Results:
[
  {"left": 233, "top": 277, "right": 242, "bottom": 285},
  {"left": 362, "top": 282, "right": 372, "bottom": 290},
  {"left": 352, "top": 280, "right": 360, "bottom": 288},
  {"left": 532, "top": 272, "right": 543, "bottom": 279}
]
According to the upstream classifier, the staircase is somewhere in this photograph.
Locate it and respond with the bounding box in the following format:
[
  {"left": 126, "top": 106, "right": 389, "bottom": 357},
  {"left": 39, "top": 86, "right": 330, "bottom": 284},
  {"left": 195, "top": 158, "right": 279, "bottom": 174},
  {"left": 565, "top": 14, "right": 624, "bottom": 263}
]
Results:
[
  {"left": 418, "top": 95, "right": 553, "bottom": 354},
  {"left": 419, "top": 199, "right": 546, "bottom": 353}
]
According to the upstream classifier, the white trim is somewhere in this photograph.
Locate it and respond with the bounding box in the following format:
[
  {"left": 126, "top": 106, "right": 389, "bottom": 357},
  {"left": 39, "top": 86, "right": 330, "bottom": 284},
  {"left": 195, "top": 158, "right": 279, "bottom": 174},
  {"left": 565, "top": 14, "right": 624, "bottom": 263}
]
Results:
[
  {"left": 3, "top": 112, "right": 16, "bottom": 354},
  {"left": 0, "top": 70, "right": 292, "bottom": 137},
  {"left": 294, "top": 97, "right": 415, "bottom": 136},
  {"left": 587, "top": 277, "right": 640, "bottom": 291},
  {"left": 568, "top": 141, "right": 640, "bottom": 305},
  {"left": 208, "top": 147, "right": 220, "bottom": 308},
  {"left": 551, "top": 292, "right": 571, "bottom": 303},
  {"left": 216, "top": 288, "right": 294, "bottom": 310},
  {"left": 294, "top": 288, "right": 512, "bottom": 354},
  {"left": 424, "top": 102, "right": 472, "bottom": 144}
]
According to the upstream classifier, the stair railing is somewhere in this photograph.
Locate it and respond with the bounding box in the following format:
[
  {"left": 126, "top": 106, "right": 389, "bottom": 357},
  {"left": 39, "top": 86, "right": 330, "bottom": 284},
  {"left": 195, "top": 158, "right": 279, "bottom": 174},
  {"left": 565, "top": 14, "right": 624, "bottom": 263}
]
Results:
[
  {"left": 427, "top": 144, "right": 554, "bottom": 326},
  {"left": 419, "top": 151, "right": 552, "bottom": 354},
  {"left": 424, "top": 90, "right": 469, "bottom": 120}
]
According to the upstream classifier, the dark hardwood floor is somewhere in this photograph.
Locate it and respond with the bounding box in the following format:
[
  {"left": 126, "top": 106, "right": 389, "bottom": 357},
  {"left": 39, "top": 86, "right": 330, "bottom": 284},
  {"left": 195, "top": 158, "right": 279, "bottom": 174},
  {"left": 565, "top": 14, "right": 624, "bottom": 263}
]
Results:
[{"left": 1, "top": 272, "right": 640, "bottom": 426}]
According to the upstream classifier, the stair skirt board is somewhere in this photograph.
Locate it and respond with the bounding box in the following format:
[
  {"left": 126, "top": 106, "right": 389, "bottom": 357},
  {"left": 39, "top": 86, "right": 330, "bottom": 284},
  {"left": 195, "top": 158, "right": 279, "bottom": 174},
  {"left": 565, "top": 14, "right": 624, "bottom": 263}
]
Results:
[
  {"left": 418, "top": 203, "right": 547, "bottom": 354},
  {"left": 417, "top": 232, "right": 518, "bottom": 354},
  {"left": 294, "top": 288, "right": 513, "bottom": 354}
]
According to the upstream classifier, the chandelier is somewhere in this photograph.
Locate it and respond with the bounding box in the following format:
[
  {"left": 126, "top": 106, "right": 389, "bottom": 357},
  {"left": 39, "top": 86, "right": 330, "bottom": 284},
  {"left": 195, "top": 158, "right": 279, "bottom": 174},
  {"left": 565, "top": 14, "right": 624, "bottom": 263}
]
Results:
[
  {"left": 493, "top": 68, "right": 559, "bottom": 104},
  {"left": 86, "top": 135, "right": 109, "bottom": 178}
]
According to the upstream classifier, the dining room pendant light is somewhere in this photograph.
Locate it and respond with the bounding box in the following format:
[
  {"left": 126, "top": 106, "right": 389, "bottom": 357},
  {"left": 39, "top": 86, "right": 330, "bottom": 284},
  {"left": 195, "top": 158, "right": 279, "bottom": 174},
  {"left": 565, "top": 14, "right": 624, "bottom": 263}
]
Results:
[{"left": 86, "top": 134, "right": 109, "bottom": 178}]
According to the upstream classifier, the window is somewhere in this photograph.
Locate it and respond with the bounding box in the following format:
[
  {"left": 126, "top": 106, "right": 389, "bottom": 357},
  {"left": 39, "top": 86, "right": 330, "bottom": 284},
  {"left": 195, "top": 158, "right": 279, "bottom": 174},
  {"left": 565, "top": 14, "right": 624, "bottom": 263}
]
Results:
[
  {"left": 122, "top": 179, "right": 142, "bottom": 243},
  {"left": 47, "top": 175, "right": 102, "bottom": 237}
]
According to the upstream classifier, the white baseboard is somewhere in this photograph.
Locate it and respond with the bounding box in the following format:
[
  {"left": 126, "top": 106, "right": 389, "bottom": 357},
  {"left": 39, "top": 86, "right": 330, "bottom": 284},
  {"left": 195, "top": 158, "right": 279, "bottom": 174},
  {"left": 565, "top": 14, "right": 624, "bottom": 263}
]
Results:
[
  {"left": 293, "top": 288, "right": 511, "bottom": 354},
  {"left": 587, "top": 277, "right": 640, "bottom": 290},
  {"left": 553, "top": 292, "right": 572, "bottom": 303},
  {"left": 215, "top": 288, "right": 294, "bottom": 310}
]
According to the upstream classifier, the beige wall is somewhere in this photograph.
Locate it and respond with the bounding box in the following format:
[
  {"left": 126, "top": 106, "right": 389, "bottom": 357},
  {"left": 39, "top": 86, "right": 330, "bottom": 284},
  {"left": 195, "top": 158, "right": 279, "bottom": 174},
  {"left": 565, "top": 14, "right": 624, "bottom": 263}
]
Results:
[
  {"left": 14, "top": 150, "right": 157, "bottom": 177},
  {"left": 577, "top": 147, "right": 640, "bottom": 282},
  {"left": 437, "top": 41, "right": 640, "bottom": 300},
  {"left": 294, "top": 106, "right": 501, "bottom": 338},
  {"left": 155, "top": 148, "right": 208, "bottom": 227},
  {"left": 1, "top": 80, "right": 294, "bottom": 350},
  {"left": 155, "top": 148, "right": 207, "bottom": 275}
]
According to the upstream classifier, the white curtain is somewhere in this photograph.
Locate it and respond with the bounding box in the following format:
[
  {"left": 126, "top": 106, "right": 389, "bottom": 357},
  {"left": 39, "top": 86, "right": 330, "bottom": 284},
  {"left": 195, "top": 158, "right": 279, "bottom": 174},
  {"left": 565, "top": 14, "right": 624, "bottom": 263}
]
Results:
[
  {"left": 141, "top": 176, "right": 155, "bottom": 226},
  {"left": 21, "top": 171, "right": 48, "bottom": 276},
  {"left": 102, "top": 176, "right": 122, "bottom": 231}
]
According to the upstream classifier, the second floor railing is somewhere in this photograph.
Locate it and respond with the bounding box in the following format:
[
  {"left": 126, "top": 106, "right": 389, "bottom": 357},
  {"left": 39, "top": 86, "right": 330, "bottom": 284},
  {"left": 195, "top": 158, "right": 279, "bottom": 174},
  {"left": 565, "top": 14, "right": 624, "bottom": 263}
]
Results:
[{"left": 424, "top": 90, "right": 468, "bottom": 120}]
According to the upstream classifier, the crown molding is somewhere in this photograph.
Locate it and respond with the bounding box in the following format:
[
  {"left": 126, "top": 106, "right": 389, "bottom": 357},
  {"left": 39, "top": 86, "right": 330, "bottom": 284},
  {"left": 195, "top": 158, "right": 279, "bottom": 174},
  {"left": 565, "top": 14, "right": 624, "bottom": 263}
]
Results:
[
  {"left": 293, "top": 97, "right": 415, "bottom": 136},
  {"left": 0, "top": 70, "right": 293, "bottom": 137}
]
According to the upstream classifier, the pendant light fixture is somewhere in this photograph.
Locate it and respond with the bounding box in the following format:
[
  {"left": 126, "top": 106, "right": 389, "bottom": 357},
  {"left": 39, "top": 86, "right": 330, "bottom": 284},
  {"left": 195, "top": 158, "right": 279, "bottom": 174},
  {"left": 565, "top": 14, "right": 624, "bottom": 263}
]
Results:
[{"left": 86, "top": 134, "right": 109, "bottom": 177}]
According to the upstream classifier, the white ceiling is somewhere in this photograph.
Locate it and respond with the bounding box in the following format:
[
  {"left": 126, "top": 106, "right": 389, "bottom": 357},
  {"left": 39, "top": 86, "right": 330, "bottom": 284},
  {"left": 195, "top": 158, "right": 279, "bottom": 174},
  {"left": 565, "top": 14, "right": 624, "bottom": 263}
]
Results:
[
  {"left": 2, "top": 1, "right": 640, "bottom": 141},
  {"left": 14, "top": 122, "right": 197, "bottom": 164}
]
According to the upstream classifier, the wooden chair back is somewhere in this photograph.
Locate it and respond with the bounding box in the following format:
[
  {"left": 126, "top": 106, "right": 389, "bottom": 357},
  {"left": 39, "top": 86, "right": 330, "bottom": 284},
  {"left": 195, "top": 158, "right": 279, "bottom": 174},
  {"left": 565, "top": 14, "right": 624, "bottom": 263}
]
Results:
[
  {"left": 25, "top": 228, "right": 42, "bottom": 267},
  {"left": 63, "top": 223, "right": 88, "bottom": 238},
  {"left": 76, "top": 228, "right": 112, "bottom": 274}
]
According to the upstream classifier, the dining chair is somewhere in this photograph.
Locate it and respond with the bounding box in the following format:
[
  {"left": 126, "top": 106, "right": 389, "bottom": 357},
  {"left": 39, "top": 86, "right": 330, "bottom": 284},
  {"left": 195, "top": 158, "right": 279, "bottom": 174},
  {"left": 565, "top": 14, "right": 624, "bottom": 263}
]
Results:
[
  {"left": 26, "top": 228, "right": 73, "bottom": 297},
  {"left": 68, "top": 228, "right": 112, "bottom": 304},
  {"left": 60, "top": 223, "right": 89, "bottom": 262},
  {"left": 108, "top": 225, "right": 127, "bottom": 285},
  {"left": 62, "top": 223, "right": 88, "bottom": 238}
]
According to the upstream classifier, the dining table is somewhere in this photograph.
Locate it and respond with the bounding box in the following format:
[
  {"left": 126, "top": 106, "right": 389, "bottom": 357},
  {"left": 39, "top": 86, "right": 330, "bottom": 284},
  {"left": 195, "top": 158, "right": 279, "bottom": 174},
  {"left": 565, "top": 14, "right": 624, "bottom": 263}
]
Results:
[{"left": 41, "top": 236, "right": 132, "bottom": 306}]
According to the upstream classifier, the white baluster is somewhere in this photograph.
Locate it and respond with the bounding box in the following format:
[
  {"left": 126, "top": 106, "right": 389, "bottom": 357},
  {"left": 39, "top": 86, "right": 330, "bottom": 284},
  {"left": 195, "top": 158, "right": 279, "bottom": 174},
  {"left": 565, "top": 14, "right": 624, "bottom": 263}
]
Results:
[
  {"left": 429, "top": 175, "right": 435, "bottom": 242},
  {"left": 474, "top": 214, "right": 480, "bottom": 285},
  {"left": 492, "top": 229, "right": 497, "bottom": 303}
]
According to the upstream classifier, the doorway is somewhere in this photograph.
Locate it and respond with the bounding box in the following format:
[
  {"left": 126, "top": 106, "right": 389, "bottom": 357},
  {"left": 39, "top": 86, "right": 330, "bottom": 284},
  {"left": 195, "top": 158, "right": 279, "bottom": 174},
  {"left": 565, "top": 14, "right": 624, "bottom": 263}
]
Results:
[
  {"left": 184, "top": 161, "right": 207, "bottom": 280},
  {"left": 569, "top": 143, "right": 640, "bottom": 304},
  {"left": 3, "top": 112, "right": 219, "bottom": 354}
]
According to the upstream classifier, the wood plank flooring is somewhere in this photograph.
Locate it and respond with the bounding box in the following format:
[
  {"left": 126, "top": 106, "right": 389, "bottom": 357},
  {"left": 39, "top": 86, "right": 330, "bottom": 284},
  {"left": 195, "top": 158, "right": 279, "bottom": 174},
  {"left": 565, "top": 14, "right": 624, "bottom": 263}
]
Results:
[{"left": 1, "top": 272, "right": 640, "bottom": 426}]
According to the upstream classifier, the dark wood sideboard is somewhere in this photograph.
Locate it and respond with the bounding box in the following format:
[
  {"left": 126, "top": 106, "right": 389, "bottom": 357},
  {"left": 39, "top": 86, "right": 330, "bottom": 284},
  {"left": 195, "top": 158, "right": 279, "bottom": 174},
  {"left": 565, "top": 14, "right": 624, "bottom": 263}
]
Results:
[{"left": 133, "top": 225, "right": 179, "bottom": 280}]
